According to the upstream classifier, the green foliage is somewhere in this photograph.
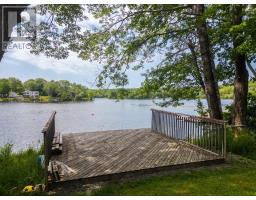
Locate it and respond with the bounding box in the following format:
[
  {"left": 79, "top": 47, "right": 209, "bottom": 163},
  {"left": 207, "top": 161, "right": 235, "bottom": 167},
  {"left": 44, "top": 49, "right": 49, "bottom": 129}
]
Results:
[
  {"left": 198, "top": 81, "right": 256, "bottom": 100},
  {"left": 195, "top": 99, "right": 208, "bottom": 117},
  {"left": 0, "top": 144, "right": 44, "bottom": 195},
  {"left": 20, "top": 4, "right": 255, "bottom": 109},
  {"left": 41, "top": 80, "right": 93, "bottom": 102},
  {"left": 226, "top": 129, "right": 256, "bottom": 160},
  {"left": 219, "top": 85, "right": 234, "bottom": 99},
  {"left": 0, "top": 77, "right": 93, "bottom": 102},
  {"left": 247, "top": 93, "right": 256, "bottom": 129},
  {"left": 39, "top": 96, "right": 50, "bottom": 103},
  {"left": 223, "top": 91, "right": 256, "bottom": 130},
  {"left": 249, "top": 81, "right": 256, "bottom": 95},
  {"left": 0, "top": 79, "right": 10, "bottom": 97},
  {"left": 0, "top": 76, "right": 255, "bottom": 103},
  {"left": 91, "top": 87, "right": 153, "bottom": 99},
  {"left": 143, "top": 51, "right": 206, "bottom": 105},
  {"left": 19, "top": 4, "right": 256, "bottom": 109},
  {"left": 24, "top": 78, "right": 47, "bottom": 95},
  {"left": 43, "top": 81, "right": 60, "bottom": 98},
  {"left": 29, "top": 5, "right": 86, "bottom": 59},
  {"left": 8, "top": 77, "right": 24, "bottom": 94},
  {"left": 77, "top": 5, "right": 217, "bottom": 106},
  {"left": 223, "top": 104, "right": 233, "bottom": 125}
]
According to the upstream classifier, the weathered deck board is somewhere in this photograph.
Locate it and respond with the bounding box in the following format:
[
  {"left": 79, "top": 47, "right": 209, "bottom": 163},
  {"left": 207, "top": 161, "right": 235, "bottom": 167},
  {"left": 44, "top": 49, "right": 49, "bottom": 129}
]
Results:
[{"left": 51, "top": 128, "right": 223, "bottom": 182}]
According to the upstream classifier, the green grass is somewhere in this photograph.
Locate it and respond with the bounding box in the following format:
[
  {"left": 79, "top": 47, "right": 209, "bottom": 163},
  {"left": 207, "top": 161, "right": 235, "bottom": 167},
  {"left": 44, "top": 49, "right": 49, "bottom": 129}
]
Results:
[
  {"left": 0, "top": 97, "right": 13, "bottom": 102},
  {"left": 0, "top": 144, "right": 45, "bottom": 195},
  {"left": 87, "top": 156, "right": 256, "bottom": 196}
]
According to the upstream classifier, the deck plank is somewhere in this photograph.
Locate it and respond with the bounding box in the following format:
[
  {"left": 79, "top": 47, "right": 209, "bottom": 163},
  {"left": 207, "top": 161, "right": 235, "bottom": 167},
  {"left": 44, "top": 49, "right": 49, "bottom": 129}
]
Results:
[{"left": 51, "top": 128, "right": 223, "bottom": 182}]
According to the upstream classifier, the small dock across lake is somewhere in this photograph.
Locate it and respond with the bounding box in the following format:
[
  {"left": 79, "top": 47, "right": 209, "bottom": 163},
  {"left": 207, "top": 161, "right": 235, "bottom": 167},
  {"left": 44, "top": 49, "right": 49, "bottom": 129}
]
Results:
[{"left": 41, "top": 109, "right": 226, "bottom": 189}]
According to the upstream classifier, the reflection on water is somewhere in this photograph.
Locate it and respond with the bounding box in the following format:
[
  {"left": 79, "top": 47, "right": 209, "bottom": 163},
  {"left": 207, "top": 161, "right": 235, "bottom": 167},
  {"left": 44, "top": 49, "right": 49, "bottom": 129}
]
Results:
[{"left": 0, "top": 98, "right": 232, "bottom": 151}]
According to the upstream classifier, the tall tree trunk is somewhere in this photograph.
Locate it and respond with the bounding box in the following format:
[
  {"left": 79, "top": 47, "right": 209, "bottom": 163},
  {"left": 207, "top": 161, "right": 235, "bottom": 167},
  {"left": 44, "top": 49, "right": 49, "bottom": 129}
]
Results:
[
  {"left": 232, "top": 5, "right": 248, "bottom": 130},
  {"left": 192, "top": 4, "right": 223, "bottom": 120}
]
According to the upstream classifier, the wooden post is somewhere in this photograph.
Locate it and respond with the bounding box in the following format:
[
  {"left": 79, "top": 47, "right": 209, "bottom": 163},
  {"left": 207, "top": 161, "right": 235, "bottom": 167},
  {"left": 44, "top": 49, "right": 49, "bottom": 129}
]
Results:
[{"left": 41, "top": 111, "right": 56, "bottom": 190}]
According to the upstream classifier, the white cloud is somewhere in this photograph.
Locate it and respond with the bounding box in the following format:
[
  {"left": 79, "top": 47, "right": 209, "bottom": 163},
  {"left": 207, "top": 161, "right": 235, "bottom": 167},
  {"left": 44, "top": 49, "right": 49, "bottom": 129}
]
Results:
[
  {"left": 0, "top": 47, "right": 146, "bottom": 88},
  {"left": 5, "top": 48, "right": 100, "bottom": 75}
]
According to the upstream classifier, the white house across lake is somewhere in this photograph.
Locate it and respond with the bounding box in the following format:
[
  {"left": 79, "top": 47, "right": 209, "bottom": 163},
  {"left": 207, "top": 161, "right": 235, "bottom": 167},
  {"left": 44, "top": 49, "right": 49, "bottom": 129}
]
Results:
[{"left": 22, "top": 90, "right": 40, "bottom": 98}]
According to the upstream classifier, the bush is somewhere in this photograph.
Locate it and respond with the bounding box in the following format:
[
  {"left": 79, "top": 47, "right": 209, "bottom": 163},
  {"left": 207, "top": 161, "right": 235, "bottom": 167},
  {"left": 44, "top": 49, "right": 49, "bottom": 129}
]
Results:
[
  {"left": 247, "top": 93, "right": 256, "bottom": 130},
  {"left": 0, "top": 144, "right": 44, "bottom": 195},
  {"left": 226, "top": 129, "right": 256, "bottom": 159}
]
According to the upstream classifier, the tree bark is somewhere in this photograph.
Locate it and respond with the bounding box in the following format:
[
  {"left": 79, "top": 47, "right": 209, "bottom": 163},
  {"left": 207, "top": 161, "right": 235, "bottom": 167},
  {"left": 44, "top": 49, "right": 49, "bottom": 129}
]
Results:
[
  {"left": 192, "top": 4, "right": 223, "bottom": 120},
  {"left": 232, "top": 5, "right": 248, "bottom": 130}
]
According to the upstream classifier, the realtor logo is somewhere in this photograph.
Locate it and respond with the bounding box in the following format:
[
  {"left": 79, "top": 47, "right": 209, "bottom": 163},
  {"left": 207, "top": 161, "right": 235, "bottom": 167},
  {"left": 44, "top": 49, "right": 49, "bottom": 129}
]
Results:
[{"left": 1, "top": 6, "right": 36, "bottom": 50}]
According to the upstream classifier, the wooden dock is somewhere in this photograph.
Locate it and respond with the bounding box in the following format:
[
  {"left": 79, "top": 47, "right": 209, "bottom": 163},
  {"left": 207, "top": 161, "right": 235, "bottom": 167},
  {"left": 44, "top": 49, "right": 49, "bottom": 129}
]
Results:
[
  {"left": 42, "top": 109, "right": 226, "bottom": 189},
  {"left": 50, "top": 128, "right": 224, "bottom": 184}
]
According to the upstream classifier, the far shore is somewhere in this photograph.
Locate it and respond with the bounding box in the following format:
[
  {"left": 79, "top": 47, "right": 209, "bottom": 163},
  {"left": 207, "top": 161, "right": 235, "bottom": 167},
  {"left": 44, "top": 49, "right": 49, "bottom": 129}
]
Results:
[
  {"left": 0, "top": 96, "right": 96, "bottom": 103},
  {"left": 0, "top": 96, "right": 234, "bottom": 104}
]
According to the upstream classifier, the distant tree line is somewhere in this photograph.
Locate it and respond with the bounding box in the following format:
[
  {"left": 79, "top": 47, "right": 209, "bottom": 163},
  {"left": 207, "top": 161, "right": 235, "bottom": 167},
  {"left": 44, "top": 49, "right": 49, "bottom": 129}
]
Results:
[
  {"left": 0, "top": 77, "right": 167, "bottom": 100},
  {"left": 0, "top": 77, "right": 159, "bottom": 101},
  {"left": 1, "top": 77, "right": 256, "bottom": 101},
  {"left": 0, "top": 77, "right": 94, "bottom": 102}
]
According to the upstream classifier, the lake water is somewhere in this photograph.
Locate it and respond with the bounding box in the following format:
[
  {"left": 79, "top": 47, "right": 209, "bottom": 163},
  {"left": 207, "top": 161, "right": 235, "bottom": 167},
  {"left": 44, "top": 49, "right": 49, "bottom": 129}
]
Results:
[{"left": 0, "top": 98, "right": 232, "bottom": 151}]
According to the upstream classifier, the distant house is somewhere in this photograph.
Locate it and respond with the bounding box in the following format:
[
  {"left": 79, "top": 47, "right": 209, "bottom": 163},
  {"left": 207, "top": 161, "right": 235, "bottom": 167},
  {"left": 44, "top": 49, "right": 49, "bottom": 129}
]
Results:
[
  {"left": 23, "top": 90, "right": 39, "bottom": 98},
  {"left": 9, "top": 91, "right": 18, "bottom": 98}
]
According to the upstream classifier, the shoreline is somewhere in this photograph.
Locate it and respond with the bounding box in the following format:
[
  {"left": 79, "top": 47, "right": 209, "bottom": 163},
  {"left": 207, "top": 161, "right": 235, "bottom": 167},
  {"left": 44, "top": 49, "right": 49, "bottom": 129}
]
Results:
[{"left": 0, "top": 96, "right": 233, "bottom": 103}]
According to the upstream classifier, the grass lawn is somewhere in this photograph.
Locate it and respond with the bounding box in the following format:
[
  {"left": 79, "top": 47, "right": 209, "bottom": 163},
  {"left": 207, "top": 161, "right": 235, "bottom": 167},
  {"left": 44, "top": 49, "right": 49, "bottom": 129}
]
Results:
[{"left": 87, "top": 155, "right": 256, "bottom": 196}]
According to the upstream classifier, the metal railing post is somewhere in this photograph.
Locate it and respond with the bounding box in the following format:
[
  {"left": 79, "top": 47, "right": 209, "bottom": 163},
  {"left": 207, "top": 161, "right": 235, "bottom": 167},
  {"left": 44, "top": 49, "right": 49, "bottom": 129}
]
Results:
[{"left": 223, "top": 121, "right": 227, "bottom": 158}]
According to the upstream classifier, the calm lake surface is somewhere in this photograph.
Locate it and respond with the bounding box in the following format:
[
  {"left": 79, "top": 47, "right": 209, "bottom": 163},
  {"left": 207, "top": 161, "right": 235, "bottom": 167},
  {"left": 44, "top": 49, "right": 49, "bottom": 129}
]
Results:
[{"left": 0, "top": 98, "right": 232, "bottom": 151}]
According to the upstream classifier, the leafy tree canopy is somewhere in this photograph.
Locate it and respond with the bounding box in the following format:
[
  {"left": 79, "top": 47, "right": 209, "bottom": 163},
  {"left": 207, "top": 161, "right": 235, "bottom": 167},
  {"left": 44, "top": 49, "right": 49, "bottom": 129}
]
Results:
[{"left": 21, "top": 4, "right": 256, "bottom": 106}]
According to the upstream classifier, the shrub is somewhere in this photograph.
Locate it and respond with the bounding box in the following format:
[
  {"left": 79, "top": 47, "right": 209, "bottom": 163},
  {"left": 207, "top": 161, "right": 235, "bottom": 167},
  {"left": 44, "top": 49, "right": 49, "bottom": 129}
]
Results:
[
  {"left": 226, "top": 129, "right": 256, "bottom": 159},
  {"left": 247, "top": 93, "right": 256, "bottom": 130},
  {"left": 0, "top": 144, "right": 44, "bottom": 195}
]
